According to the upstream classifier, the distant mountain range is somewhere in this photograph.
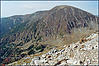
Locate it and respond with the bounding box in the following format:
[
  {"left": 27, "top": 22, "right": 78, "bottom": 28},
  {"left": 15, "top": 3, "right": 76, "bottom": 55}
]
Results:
[{"left": 0, "top": 5, "right": 98, "bottom": 64}]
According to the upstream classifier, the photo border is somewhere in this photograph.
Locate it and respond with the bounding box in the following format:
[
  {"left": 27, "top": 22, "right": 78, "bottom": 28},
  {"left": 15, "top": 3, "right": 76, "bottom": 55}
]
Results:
[{"left": 0, "top": 0, "right": 98, "bottom": 65}]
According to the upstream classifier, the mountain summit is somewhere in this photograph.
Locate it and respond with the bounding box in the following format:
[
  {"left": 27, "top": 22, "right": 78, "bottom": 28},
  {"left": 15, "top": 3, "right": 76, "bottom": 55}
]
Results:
[{"left": 0, "top": 5, "right": 98, "bottom": 64}]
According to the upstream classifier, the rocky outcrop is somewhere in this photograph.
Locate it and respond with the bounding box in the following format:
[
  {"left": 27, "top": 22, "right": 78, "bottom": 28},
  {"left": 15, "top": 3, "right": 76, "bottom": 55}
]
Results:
[{"left": 9, "top": 32, "right": 98, "bottom": 65}]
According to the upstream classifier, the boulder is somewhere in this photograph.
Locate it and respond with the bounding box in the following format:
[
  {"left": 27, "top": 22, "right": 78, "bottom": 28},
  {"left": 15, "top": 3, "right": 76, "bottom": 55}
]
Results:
[{"left": 42, "top": 54, "right": 46, "bottom": 58}]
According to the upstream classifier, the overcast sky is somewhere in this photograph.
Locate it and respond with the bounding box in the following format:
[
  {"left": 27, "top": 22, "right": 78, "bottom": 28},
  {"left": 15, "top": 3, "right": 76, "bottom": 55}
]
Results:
[{"left": 1, "top": 1, "right": 98, "bottom": 18}]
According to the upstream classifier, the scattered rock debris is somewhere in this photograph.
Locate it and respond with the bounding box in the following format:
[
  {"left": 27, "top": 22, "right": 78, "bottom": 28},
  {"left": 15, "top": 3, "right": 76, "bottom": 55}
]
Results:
[{"left": 9, "top": 32, "right": 98, "bottom": 65}]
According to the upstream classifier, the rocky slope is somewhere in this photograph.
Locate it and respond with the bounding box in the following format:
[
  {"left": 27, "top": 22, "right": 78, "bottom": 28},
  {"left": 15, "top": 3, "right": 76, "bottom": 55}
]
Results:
[
  {"left": 9, "top": 32, "right": 98, "bottom": 65},
  {"left": 0, "top": 5, "right": 98, "bottom": 64}
]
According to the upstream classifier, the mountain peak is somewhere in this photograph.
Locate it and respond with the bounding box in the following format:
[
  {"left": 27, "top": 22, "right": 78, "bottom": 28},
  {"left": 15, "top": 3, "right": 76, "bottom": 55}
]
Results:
[
  {"left": 55, "top": 5, "right": 73, "bottom": 8},
  {"left": 51, "top": 5, "right": 74, "bottom": 10}
]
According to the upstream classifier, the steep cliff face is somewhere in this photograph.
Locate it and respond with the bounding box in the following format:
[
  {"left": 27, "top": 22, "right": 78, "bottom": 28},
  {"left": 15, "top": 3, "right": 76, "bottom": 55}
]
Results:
[{"left": 0, "top": 5, "right": 98, "bottom": 64}]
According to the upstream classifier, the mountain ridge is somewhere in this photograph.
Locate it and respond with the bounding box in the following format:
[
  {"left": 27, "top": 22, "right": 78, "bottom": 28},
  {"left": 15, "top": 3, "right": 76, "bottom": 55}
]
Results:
[{"left": 0, "top": 5, "right": 98, "bottom": 64}]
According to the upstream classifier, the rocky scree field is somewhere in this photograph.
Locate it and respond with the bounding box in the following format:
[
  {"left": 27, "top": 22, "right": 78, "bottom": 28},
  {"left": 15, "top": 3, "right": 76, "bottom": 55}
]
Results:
[{"left": 9, "top": 32, "right": 98, "bottom": 65}]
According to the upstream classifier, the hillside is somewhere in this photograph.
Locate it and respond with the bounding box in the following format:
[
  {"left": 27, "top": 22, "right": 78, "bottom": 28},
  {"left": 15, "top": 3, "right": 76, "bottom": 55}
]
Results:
[
  {"left": 0, "top": 5, "right": 98, "bottom": 64},
  {"left": 9, "top": 32, "right": 98, "bottom": 65}
]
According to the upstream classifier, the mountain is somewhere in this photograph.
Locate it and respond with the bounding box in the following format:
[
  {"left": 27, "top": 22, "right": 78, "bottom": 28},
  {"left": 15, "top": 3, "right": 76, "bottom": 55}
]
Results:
[{"left": 0, "top": 5, "right": 98, "bottom": 64}]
